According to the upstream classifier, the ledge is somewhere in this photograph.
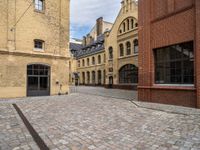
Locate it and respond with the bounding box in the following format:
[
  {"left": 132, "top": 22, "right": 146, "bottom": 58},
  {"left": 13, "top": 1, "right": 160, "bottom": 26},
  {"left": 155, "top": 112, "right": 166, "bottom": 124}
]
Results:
[
  {"left": 0, "top": 49, "right": 70, "bottom": 60},
  {"left": 138, "top": 85, "right": 196, "bottom": 91}
]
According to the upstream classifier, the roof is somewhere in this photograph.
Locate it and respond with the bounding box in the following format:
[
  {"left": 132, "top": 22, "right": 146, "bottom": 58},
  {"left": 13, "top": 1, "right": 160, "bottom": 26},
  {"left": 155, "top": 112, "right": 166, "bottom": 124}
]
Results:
[{"left": 73, "top": 34, "right": 105, "bottom": 59}]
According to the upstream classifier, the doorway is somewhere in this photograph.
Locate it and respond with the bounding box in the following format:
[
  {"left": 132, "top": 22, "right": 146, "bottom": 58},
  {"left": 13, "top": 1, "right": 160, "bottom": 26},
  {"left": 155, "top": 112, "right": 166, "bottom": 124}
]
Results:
[{"left": 27, "top": 64, "right": 50, "bottom": 96}]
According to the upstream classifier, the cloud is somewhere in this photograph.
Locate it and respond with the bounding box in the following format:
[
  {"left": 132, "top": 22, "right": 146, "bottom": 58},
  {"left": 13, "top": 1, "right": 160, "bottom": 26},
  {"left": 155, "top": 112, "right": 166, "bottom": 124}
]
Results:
[{"left": 70, "top": 0, "right": 121, "bottom": 39}]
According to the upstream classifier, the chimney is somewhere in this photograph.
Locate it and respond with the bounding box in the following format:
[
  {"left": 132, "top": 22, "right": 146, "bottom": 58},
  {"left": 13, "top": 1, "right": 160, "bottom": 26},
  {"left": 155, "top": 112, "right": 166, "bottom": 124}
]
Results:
[
  {"left": 96, "top": 17, "right": 103, "bottom": 36},
  {"left": 83, "top": 36, "right": 86, "bottom": 46}
]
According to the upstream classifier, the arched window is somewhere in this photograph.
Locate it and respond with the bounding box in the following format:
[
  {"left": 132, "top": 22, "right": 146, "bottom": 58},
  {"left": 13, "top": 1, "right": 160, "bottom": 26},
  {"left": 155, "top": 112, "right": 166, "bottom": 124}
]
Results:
[
  {"left": 134, "top": 39, "right": 138, "bottom": 54},
  {"left": 123, "top": 22, "right": 126, "bottom": 32},
  {"left": 98, "top": 55, "right": 101, "bottom": 64},
  {"left": 126, "top": 42, "right": 131, "bottom": 55},
  {"left": 127, "top": 19, "right": 130, "bottom": 30},
  {"left": 97, "top": 70, "right": 102, "bottom": 85},
  {"left": 131, "top": 19, "right": 134, "bottom": 29},
  {"left": 119, "top": 64, "right": 138, "bottom": 84},
  {"left": 82, "top": 59, "right": 85, "bottom": 67},
  {"left": 92, "top": 57, "right": 95, "bottom": 65},
  {"left": 87, "top": 71, "right": 90, "bottom": 84},
  {"left": 87, "top": 58, "right": 90, "bottom": 66},
  {"left": 119, "top": 44, "right": 124, "bottom": 57},
  {"left": 109, "top": 47, "right": 113, "bottom": 60},
  {"left": 92, "top": 71, "right": 96, "bottom": 84},
  {"left": 82, "top": 72, "right": 85, "bottom": 84}
]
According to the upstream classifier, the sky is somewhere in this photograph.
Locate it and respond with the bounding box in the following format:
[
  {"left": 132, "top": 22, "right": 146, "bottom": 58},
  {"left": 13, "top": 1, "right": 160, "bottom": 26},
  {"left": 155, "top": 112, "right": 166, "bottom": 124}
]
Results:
[{"left": 70, "top": 0, "right": 121, "bottom": 39}]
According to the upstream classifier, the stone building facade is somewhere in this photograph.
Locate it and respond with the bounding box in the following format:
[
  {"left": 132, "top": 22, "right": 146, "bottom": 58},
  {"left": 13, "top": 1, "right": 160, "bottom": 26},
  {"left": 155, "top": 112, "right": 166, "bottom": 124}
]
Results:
[
  {"left": 70, "top": 18, "right": 112, "bottom": 86},
  {"left": 138, "top": 0, "right": 200, "bottom": 108},
  {"left": 69, "top": 0, "right": 139, "bottom": 90},
  {"left": 0, "top": 0, "right": 70, "bottom": 98},
  {"left": 104, "top": 0, "right": 138, "bottom": 90}
]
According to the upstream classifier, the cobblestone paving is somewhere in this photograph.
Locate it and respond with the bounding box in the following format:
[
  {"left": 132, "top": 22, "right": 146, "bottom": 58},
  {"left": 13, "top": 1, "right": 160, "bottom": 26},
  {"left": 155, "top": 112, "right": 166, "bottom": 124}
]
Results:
[
  {"left": 70, "top": 86, "right": 138, "bottom": 101},
  {"left": 1, "top": 93, "right": 200, "bottom": 150},
  {"left": 0, "top": 104, "right": 39, "bottom": 150}
]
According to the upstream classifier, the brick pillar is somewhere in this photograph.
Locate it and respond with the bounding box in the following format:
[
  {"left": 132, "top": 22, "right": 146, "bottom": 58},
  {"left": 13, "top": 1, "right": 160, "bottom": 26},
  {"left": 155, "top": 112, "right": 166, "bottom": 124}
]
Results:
[
  {"left": 138, "top": 0, "right": 152, "bottom": 102},
  {"left": 196, "top": 0, "right": 200, "bottom": 108}
]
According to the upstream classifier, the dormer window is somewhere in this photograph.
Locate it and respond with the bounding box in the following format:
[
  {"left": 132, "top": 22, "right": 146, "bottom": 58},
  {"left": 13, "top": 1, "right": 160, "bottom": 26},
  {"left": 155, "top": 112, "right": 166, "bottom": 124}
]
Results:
[
  {"left": 34, "top": 39, "right": 44, "bottom": 50},
  {"left": 35, "top": 0, "right": 44, "bottom": 11}
]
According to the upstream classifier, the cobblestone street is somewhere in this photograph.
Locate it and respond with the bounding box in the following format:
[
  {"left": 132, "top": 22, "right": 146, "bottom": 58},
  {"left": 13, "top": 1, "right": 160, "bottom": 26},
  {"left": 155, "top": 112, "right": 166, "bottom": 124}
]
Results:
[{"left": 0, "top": 87, "right": 200, "bottom": 150}]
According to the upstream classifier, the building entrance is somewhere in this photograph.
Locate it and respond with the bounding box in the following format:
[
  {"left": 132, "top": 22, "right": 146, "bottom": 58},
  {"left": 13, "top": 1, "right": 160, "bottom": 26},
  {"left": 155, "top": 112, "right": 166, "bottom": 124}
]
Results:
[{"left": 27, "top": 64, "right": 50, "bottom": 96}]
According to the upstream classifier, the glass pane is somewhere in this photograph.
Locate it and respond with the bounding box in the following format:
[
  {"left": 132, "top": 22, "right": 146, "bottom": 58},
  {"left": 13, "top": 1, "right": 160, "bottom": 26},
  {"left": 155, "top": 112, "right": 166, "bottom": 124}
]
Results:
[
  {"left": 155, "top": 41, "right": 194, "bottom": 84},
  {"left": 28, "top": 77, "right": 38, "bottom": 90},
  {"left": 40, "top": 77, "right": 48, "bottom": 90}
]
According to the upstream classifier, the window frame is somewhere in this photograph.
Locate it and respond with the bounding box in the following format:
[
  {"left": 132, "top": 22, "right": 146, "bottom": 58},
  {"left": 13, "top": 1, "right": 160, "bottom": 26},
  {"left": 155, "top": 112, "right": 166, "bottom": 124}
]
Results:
[
  {"left": 126, "top": 41, "right": 131, "bottom": 55},
  {"left": 34, "top": 0, "right": 45, "bottom": 12},
  {"left": 34, "top": 39, "right": 44, "bottom": 50},
  {"left": 154, "top": 41, "right": 194, "bottom": 85}
]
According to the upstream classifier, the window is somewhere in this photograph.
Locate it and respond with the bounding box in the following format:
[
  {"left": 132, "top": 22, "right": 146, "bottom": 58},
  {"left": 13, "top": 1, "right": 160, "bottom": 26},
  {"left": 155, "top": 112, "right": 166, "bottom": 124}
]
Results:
[
  {"left": 97, "top": 70, "right": 102, "bottom": 85},
  {"left": 109, "top": 47, "right": 113, "bottom": 60},
  {"left": 154, "top": 41, "right": 194, "bottom": 84},
  {"left": 87, "top": 58, "right": 90, "bottom": 66},
  {"left": 87, "top": 71, "right": 90, "bottom": 84},
  {"left": 134, "top": 39, "right": 138, "bottom": 54},
  {"left": 123, "top": 22, "right": 126, "bottom": 32},
  {"left": 82, "top": 72, "right": 85, "bottom": 84},
  {"left": 104, "top": 54, "right": 106, "bottom": 63},
  {"left": 127, "top": 19, "right": 130, "bottom": 30},
  {"left": 82, "top": 59, "right": 85, "bottom": 67},
  {"left": 35, "top": 0, "right": 44, "bottom": 11},
  {"left": 135, "top": 23, "right": 138, "bottom": 27},
  {"left": 34, "top": 39, "right": 44, "bottom": 50},
  {"left": 126, "top": 42, "right": 131, "bottom": 55},
  {"left": 119, "top": 44, "right": 124, "bottom": 57},
  {"left": 98, "top": 55, "right": 101, "bottom": 64},
  {"left": 92, "top": 57, "right": 95, "bottom": 65},
  {"left": 131, "top": 19, "right": 134, "bottom": 29},
  {"left": 119, "top": 64, "right": 138, "bottom": 84},
  {"left": 78, "top": 60, "right": 80, "bottom": 67},
  {"left": 92, "top": 71, "right": 96, "bottom": 84}
]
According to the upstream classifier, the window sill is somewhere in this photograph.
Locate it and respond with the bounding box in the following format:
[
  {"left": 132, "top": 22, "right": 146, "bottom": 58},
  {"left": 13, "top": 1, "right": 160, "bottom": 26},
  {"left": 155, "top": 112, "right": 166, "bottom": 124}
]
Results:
[
  {"left": 118, "top": 54, "right": 138, "bottom": 59},
  {"left": 33, "top": 48, "right": 45, "bottom": 52},
  {"left": 154, "top": 84, "right": 195, "bottom": 91},
  {"left": 34, "top": 9, "right": 45, "bottom": 14}
]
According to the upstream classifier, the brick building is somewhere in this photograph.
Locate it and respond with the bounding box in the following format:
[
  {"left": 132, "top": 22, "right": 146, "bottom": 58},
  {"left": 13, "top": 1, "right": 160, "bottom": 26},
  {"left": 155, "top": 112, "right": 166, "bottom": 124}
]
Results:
[
  {"left": 138, "top": 0, "right": 200, "bottom": 108},
  {"left": 0, "top": 0, "right": 70, "bottom": 98}
]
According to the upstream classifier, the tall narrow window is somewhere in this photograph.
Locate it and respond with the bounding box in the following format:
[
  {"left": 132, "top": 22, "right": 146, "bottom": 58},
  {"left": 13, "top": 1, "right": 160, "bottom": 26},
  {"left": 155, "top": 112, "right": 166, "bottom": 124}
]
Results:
[
  {"left": 34, "top": 39, "right": 44, "bottom": 50},
  {"left": 119, "top": 44, "right": 124, "bottom": 57},
  {"left": 35, "top": 0, "right": 44, "bottom": 11},
  {"left": 92, "top": 57, "right": 95, "bottom": 65},
  {"left": 134, "top": 39, "right": 138, "bottom": 54},
  {"left": 98, "top": 55, "right": 101, "bottom": 64},
  {"left": 109, "top": 47, "right": 113, "bottom": 60},
  {"left": 131, "top": 19, "right": 134, "bottom": 29},
  {"left": 154, "top": 41, "right": 194, "bottom": 84},
  {"left": 78, "top": 60, "right": 80, "bottom": 67},
  {"left": 126, "top": 42, "right": 131, "bottom": 55},
  {"left": 123, "top": 22, "right": 126, "bottom": 32},
  {"left": 127, "top": 19, "right": 130, "bottom": 30},
  {"left": 82, "top": 59, "right": 85, "bottom": 67},
  {"left": 87, "top": 58, "right": 90, "bottom": 66}
]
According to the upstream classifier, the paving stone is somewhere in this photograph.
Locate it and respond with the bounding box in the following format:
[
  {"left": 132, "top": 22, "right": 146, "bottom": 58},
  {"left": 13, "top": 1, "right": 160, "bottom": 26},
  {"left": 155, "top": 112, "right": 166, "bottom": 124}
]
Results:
[{"left": 0, "top": 87, "right": 200, "bottom": 150}]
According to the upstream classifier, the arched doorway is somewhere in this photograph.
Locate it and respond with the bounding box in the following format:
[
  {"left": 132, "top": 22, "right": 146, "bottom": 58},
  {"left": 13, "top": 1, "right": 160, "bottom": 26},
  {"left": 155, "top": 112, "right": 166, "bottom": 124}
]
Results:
[
  {"left": 109, "top": 76, "right": 113, "bottom": 88},
  {"left": 27, "top": 64, "right": 50, "bottom": 96}
]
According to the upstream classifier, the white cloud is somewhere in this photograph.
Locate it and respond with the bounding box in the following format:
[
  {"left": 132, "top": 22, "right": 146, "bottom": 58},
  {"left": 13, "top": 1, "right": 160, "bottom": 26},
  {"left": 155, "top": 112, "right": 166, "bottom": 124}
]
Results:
[{"left": 70, "top": 0, "right": 121, "bottom": 38}]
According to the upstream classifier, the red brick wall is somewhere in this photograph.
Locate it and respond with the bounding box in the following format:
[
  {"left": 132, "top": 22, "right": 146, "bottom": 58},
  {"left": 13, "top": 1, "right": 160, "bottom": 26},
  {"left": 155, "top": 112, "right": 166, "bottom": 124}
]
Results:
[
  {"left": 138, "top": 0, "right": 198, "bottom": 108},
  {"left": 195, "top": 0, "right": 200, "bottom": 108}
]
